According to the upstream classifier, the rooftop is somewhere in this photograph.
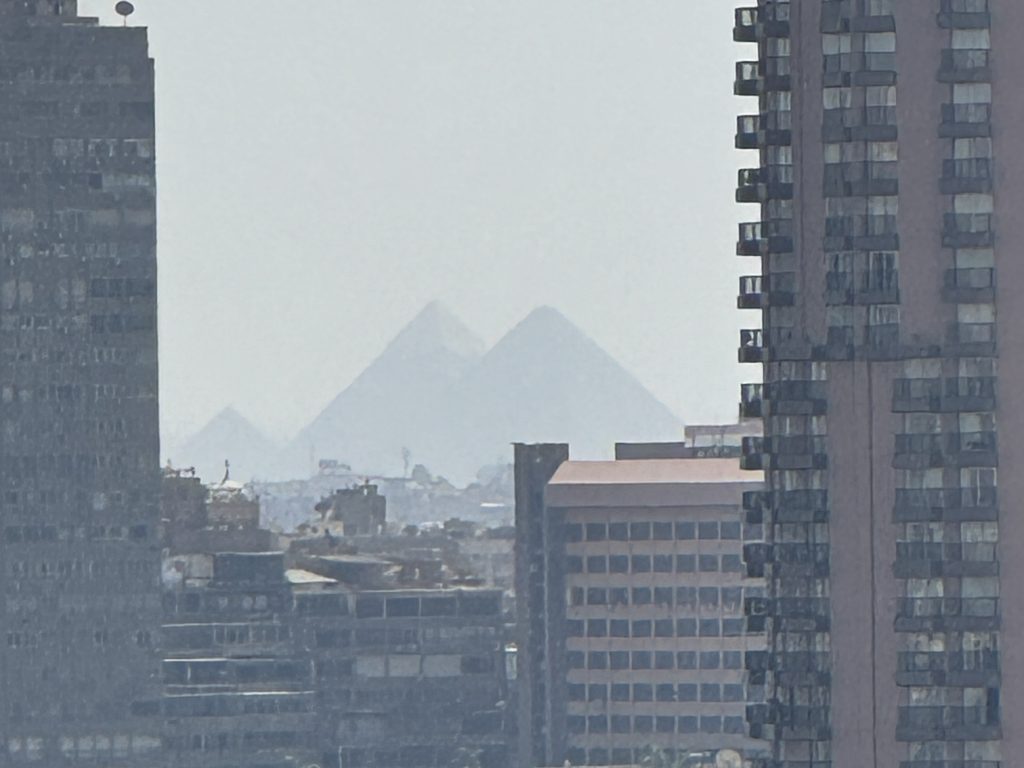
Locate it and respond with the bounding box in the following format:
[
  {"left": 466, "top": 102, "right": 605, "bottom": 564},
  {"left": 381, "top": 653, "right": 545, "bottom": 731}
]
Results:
[{"left": 549, "top": 458, "right": 760, "bottom": 486}]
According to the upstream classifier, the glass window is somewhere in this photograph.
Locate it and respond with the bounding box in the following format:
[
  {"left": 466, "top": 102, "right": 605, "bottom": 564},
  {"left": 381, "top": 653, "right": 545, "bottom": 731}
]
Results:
[
  {"left": 567, "top": 716, "right": 586, "bottom": 734},
  {"left": 587, "top": 619, "right": 607, "bottom": 638},
  {"left": 656, "top": 683, "right": 677, "bottom": 702},
  {"left": 586, "top": 555, "right": 606, "bottom": 573},
  {"left": 677, "top": 651, "right": 697, "bottom": 669},
  {"left": 585, "top": 523, "right": 606, "bottom": 542},
  {"left": 725, "top": 716, "right": 746, "bottom": 735},
  {"left": 588, "top": 684, "right": 608, "bottom": 702},
  {"left": 723, "top": 618, "right": 745, "bottom": 636},
  {"left": 632, "top": 588, "right": 652, "bottom": 605},
  {"left": 655, "top": 619, "right": 674, "bottom": 638},
  {"left": 721, "top": 521, "right": 742, "bottom": 539},
  {"left": 676, "top": 554, "right": 696, "bottom": 573},
  {"left": 568, "top": 684, "right": 585, "bottom": 701},
  {"left": 724, "top": 684, "right": 745, "bottom": 702},
  {"left": 655, "top": 650, "right": 674, "bottom": 668},
  {"left": 701, "top": 716, "right": 722, "bottom": 733},
  {"left": 700, "top": 651, "right": 721, "bottom": 669},
  {"left": 609, "top": 588, "right": 628, "bottom": 606},
  {"left": 701, "top": 684, "right": 721, "bottom": 702},
  {"left": 586, "top": 588, "right": 606, "bottom": 605},
  {"left": 632, "top": 651, "right": 651, "bottom": 670},
  {"left": 679, "top": 716, "right": 698, "bottom": 734},
  {"left": 723, "top": 651, "right": 743, "bottom": 669},
  {"left": 630, "top": 522, "right": 651, "bottom": 540},
  {"left": 633, "top": 684, "right": 653, "bottom": 702},
  {"left": 631, "top": 555, "right": 651, "bottom": 573},
  {"left": 699, "top": 521, "right": 719, "bottom": 539},
  {"left": 722, "top": 554, "right": 744, "bottom": 572},
  {"left": 611, "top": 716, "right": 630, "bottom": 734},
  {"left": 611, "top": 683, "right": 630, "bottom": 701},
  {"left": 588, "top": 715, "right": 608, "bottom": 733},
  {"left": 653, "top": 555, "right": 673, "bottom": 573},
  {"left": 678, "top": 684, "right": 698, "bottom": 702},
  {"left": 699, "top": 587, "right": 720, "bottom": 607},
  {"left": 677, "top": 619, "right": 697, "bottom": 637},
  {"left": 609, "top": 522, "right": 627, "bottom": 541},
  {"left": 610, "top": 620, "right": 629, "bottom": 638},
  {"left": 632, "top": 620, "right": 652, "bottom": 638},
  {"left": 699, "top": 554, "right": 719, "bottom": 572},
  {"left": 656, "top": 716, "right": 676, "bottom": 733},
  {"left": 634, "top": 716, "right": 653, "bottom": 734},
  {"left": 676, "top": 521, "right": 695, "bottom": 540},
  {"left": 588, "top": 652, "right": 608, "bottom": 669},
  {"left": 609, "top": 555, "right": 628, "bottom": 573},
  {"left": 610, "top": 652, "right": 629, "bottom": 670},
  {"left": 653, "top": 522, "right": 673, "bottom": 540},
  {"left": 654, "top": 587, "right": 674, "bottom": 605},
  {"left": 699, "top": 619, "right": 721, "bottom": 636}
]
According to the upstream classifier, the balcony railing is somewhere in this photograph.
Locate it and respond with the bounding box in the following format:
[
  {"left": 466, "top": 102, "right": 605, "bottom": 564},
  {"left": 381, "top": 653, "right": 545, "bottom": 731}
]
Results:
[
  {"left": 738, "top": 275, "right": 764, "bottom": 309},
  {"left": 737, "top": 221, "right": 763, "bottom": 256},
  {"left": 736, "top": 114, "right": 760, "bottom": 149},
  {"left": 734, "top": 61, "right": 761, "bottom": 97},
  {"left": 739, "top": 328, "right": 765, "bottom": 363},
  {"left": 734, "top": 7, "right": 758, "bottom": 42},
  {"left": 740, "top": 383, "right": 763, "bottom": 418}
]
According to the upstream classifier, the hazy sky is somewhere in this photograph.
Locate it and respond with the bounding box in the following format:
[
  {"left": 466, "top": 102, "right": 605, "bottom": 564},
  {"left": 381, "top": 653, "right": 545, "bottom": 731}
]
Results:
[{"left": 80, "top": 0, "right": 750, "bottom": 447}]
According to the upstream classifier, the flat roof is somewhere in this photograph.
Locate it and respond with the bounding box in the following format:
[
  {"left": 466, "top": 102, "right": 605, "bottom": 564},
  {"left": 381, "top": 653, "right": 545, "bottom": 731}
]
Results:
[
  {"left": 546, "top": 458, "right": 762, "bottom": 509},
  {"left": 550, "top": 458, "right": 760, "bottom": 486}
]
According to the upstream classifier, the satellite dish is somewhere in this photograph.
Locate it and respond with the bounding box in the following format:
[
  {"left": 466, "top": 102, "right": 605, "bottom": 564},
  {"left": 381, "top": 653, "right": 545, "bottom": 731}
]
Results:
[
  {"left": 115, "top": 1, "right": 135, "bottom": 17},
  {"left": 716, "top": 751, "right": 743, "bottom": 768}
]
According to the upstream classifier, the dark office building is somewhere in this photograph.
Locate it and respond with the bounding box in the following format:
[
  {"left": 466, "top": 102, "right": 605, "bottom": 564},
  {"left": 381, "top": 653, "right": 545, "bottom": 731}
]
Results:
[
  {"left": 0, "top": 1, "right": 163, "bottom": 764},
  {"left": 735, "top": 1, "right": 1018, "bottom": 766}
]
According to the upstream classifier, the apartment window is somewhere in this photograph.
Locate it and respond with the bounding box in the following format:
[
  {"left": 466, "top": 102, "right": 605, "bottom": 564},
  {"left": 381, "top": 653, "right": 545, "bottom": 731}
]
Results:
[
  {"left": 725, "top": 716, "right": 746, "bottom": 735},
  {"left": 655, "top": 620, "right": 674, "bottom": 638},
  {"left": 700, "top": 651, "right": 721, "bottom": 670},
  {"left": 699, "top": 521, "right": 719, "bottom": 539},
  {"left": 699, "top": 587, "right": 720, "bottom": 608},
  {"left": 654, "top": 587, "right": 674, "bottom": 605},
  {"left": 653, "top": 522, "right": 672, "bottom": 540},
  {"left": 723, "top": 618, "right": 746, "bottom": 636},
  {"left": 677, "top": 588, "right": 697, "bottom": 609},
  {"left": 720, "top": 521, "right": 741, "bottom": 540},
  {"left": 677, "top": 651, "right": 697, "bottom": 670},
  {"left": 701, "top": 684, "right": 722, "bottom": 702},
  {"left": 586, "top": 556, "right": 606, "bottom": 574},
  {"left": 655, "top": 650, "right": 674, "bottom": 668},
  {"left": 632, "top": 555, "right": 652, "bottom": 573},
  {"left": 585, "top": 523, "right": 606, "bottom": 542},
  {"left": 610, "top": 652, "right": 628, "bottom": 670},
  {"left": 679, "top": 717, "right": 699, "bottom": 734},
  {"left": 700, "top": 619, "right": 722, "bottom": 636},
  {"left": 722, "top": 554, "right": 744, "bottom": 573},
  {"left": 632, "top": 652, "right": 651, "bottom": 670},
  {"left": 699, "top": 555, "right": 720, "bottom": 572},
  {"left": 676, "top": 555, "right": 696, "bottom": 573},
  {"left": 587, "top": 588, "right": 607, "bottom": 606},
  {"left": 724, "top": 651, "right": 743, "bottom": 669},
  {"left": 722, "top": 588, "right": 744, "bottom": 612},
  {"left": 610, "top": 620, "right": 629, "bottom": 638},
  {"left": 609, "top": 555, "right": 628, "bottom": 573},
  {"left": 609, "top": 588, "right": 629, "bottom": 606},
  {"left": 677, "top": 619, "right": 697, "bottom": 637},
  {"left": 632, "top": 588, "right": 652, "bottom": 605},
  {"left": 632, "top": 620, "right": 652, "bottom": 638},
  {"left": 653, "top": 555, "right": 673, "bottom": 573},
  {"left": 724, "top": 684, "right": 745, "bottom": 702},
  {"left": 702, "top": 716, "right": 723, "bottom": 734},
  {"left": 678, "top": 684, "right": 698, "bottom": 702},
  {"left": 611, "top": 716, "right": 630, "bottom": 734},
  {"left": 676, "top": 522, "right": 695, "bottom": 540},
  {"left": 630, "top": 522, "right": 651, "bottom": 541},
  {"left": 657, "top": 716, "right": 676, "bottom": 733},
  {"left": 634, "top": 716, "right": 653, "bottom": 734},
  {"left": 588, "top": 652, "right": 608, "bottom": 670},
  {"left": 588, "top": 715, "right": 608, "bottom": 734},
  {"left": 587, "top": 619, "right": 607, "bottom": 638},
  {"left": 633, "top": 684, "right": 653, "bottom": 702},
  {"left": 609, "top": 522, "right": 627, "bottom": 541},
  {"left": 611, "top": 684, "right": 630, "bottom": 702}
]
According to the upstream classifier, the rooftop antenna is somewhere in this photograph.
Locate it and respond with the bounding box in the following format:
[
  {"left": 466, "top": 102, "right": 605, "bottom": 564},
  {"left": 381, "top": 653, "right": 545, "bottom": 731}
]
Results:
[{"left": 114, "top": 1, "right": 134, "bottom": 26}]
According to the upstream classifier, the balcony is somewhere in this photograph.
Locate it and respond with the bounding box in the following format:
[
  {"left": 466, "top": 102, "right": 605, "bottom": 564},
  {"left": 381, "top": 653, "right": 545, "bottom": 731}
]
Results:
[
  {"left": 737, "top": 221, "right": 763, "bottom": 256},
  {"left": 734, "top": 7, "right": 758, "bottom": 42},
  {"left": 734, "top": 61, "right": 761, "bottom": 97},
  {"left": 736, "top": 114, "right": 760, "bottom": 149},
  {"left": 736, "top": 167, "right": 762, "bottom": 203},
  {"left": 737, "top": 275, "right": 764, "bottom": 309},
  {"left": 739, "top": 328, "right": 765, "bottom": 364},
  {"left": 740, "top": 383, "right": 763, "bottom": 419},
  {"left": 943, "top": 267, "right": 994, "bottom": 303}
]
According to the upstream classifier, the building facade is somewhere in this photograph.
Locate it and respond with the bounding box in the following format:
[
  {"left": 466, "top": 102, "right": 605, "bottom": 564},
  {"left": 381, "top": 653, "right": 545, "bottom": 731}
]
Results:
[
  {"left": 735, "top": 1, "right": 1018, "bottom": 765},
  {"left": 515, "top": 445, "right": 765, "bottom": 767},
  {"left": 0, "top": 1, "right": 163, "bottom": 764},
  {"left": 161, "top": 550, "right": 513, "bottom": 768}
]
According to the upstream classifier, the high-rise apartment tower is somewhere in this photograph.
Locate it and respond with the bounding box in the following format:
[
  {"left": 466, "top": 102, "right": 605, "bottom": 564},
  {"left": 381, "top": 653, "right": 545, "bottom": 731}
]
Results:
[
  {"left": 0, "top": 1, "right": 163, "bottom": 764},
  {"left": 735, "top": 1, "right": 1020, "bottom": 766}
]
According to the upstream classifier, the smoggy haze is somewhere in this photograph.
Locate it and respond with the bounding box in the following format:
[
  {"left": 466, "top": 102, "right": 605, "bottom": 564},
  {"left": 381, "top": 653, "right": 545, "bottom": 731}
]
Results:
[{"left": 79, "top": 0, "right": 748, "bottom": 449}]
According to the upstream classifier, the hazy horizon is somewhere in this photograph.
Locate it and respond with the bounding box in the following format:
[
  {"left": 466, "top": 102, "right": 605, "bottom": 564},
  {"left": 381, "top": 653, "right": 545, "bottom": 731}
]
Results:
[{"left": 80, "top": 0, "right": 750, "bottom": 449}]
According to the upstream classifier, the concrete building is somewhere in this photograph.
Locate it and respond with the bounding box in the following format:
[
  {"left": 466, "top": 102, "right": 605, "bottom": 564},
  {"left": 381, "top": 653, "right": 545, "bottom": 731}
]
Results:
[
  {"left": 161, "top": 549, "right": 513, "bottom": 768},
  {"left": 735, "top": 2, "right": 1017, "bottom": 765},
  {"left": 0, "top": 1, "right": 163, "bottom": 764},
  {"left": 515, "top": 445, "right": 766, "bottom": 768}
]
